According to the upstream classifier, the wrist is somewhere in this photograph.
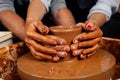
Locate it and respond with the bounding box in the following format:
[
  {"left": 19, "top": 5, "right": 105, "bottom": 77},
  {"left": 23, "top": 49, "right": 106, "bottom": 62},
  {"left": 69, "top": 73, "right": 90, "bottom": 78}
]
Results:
[
  {"left": 26, "top": 18, "right": 34, "bottom": 26},
  {"left": 87, "top": 13, "right": 106, "bottom": 27}
]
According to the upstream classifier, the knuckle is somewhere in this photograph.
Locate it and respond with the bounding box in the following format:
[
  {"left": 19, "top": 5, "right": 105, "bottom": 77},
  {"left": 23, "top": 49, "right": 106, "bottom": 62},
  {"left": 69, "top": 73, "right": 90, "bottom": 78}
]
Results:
[
  {"left": 65, "top": 45, "right": 70, "bottom": 52},
  {"left": 57, "top": 52, "right": 67, "bottom": 57}
]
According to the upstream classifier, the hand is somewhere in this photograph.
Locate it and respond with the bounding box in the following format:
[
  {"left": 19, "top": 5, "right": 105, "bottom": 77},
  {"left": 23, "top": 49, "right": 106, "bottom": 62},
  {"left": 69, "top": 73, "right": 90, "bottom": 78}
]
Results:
[
  {"left": 71, "top": 21, "right": 103, "bottom": 59},
  {"left": 25, "top": 20, "right": 70, "bottom": 61},
  {"left": 43, "top": 35, "right": 70, "bottom": 61}
]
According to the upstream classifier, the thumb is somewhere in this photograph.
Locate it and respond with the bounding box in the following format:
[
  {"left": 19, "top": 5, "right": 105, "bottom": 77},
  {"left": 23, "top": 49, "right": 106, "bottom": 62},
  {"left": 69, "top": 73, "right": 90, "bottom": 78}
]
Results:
[{"left": 85, "top": 22, "right": 96, "bottom": 31}]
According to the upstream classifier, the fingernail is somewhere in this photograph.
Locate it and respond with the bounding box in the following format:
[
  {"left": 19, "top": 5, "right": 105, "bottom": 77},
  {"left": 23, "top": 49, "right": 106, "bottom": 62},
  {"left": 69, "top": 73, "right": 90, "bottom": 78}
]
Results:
[
  {"left": 80, "top": 54, "right": 84, "bottom": 58},
  {"left": 79, "top": 36, "right": 83, "bottom": 40},
  {"left": 53, "top": 56, "right": 60, "bottom": 62},
  {"left": 61, "top": 41, "right": 66, "bottom": 45},
  {"left": 73, "top": 39, "right": 78, "bottom": 43},
  {"left": 73, "top": 50, "right": 77, "bottom": 56},
  {"left": 87, "top": 25, "right": 92, "bottom": 30},
  {"left": 74, "top": 40, "right": 78, "bottom": 43}
]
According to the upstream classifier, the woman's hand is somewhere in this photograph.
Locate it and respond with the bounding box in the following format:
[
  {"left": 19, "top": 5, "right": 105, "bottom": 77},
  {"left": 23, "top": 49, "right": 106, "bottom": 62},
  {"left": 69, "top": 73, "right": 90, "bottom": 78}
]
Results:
[{"left": 71, "top": 21, "right": 103, "bottom": 59}]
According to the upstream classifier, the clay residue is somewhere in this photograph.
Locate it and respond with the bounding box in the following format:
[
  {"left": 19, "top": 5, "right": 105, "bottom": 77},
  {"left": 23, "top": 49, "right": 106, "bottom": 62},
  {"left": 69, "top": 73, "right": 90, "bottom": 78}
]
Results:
[{"left": 17, "top": 49, "right": 116, "bottom": 80}]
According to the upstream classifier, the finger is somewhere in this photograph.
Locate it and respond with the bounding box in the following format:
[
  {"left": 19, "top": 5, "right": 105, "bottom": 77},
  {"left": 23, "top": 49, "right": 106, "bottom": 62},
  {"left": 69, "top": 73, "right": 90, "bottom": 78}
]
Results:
[
  {"left": 76, "top": 22, "right": 85, "bottom": 28},
  {"left": 71, "top": 43, "right": 79, "bottom": 50},
  {"left": 57, "top": 51, "right": 68, "bottom": 57},
  {"left": 46, "top": 35, "right": 67, "bottom": 45},
  {"left": 78, "top": 38, "right": 101, "bottom": 48},
  {"left": 34, "top": 21, "right": 49, "bottom": 34},
  {"left": 28, "top": 45, "right": 52, "bottom": 60},
  {"left": 52, "top": 45, "right": 70, "bottom": 52},
  {"left": 72, "top": 35, "right": 81, "bottom": 43},
  {"left": 85, "top": 22, "right": 96, "bottom": 31},
  {"left": 52, "top": 55, "right": 60, "bottom": 62},
  {"left": 80, "top": 54, "right": 86, "bottom": 59},
  {"left": 72, "top": 49, "right": 84, "bottom": 56},
  {"left": 26, "top": 39, "right": 57, "bottom": 55},
  {"left": 87, "top": 51, "right": 96, "bottom": 58},
  {"left": 72, "top": 23, "right": 86, "bottom": 44},
  {"left": 82, "top": 44, "right": 99, "bottom": 55},
  {"left": 26, "top": 30, "right": 57, "bottom": 45},
  {"left": 77, "top": 30, "right": 102, "bottom": 41}
]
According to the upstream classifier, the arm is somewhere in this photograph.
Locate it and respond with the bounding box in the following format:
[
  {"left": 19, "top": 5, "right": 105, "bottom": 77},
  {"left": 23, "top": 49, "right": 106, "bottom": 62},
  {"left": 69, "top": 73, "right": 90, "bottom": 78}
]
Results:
[
  {"left": 51, "top": 0, "right": 75, "bottom": 26},
  {"left": 0, "top": 0, "right": 25, "bottom": 40},
  {"left": 26, "top": 0, "right": 56, "bottom": 61},
  {"left": 26, "top": 0, "right": 47, "bottom": 21},
  {"left": 0, "top": 10, "right": 26, "bottom": 40},
  {"left": 71, "top": 0, "right": 120, "bottom": 59},
  {"left": 53, "top": 7, "right": 75, "bottom": 26},
  {"left": 26, "top": 0, "right": 69, "bottom": 62},
  {"left": 26, "top": 0, "right": 48, "bottom": 26},
  {"left": 27, "top": 0, "right": 75, "bottom": 26},
  {"left": 87, "top": 0, "right": 120, "bottom": 27},
  {"left": 87, "top": 13, "right": 106, "bottom": 27}
]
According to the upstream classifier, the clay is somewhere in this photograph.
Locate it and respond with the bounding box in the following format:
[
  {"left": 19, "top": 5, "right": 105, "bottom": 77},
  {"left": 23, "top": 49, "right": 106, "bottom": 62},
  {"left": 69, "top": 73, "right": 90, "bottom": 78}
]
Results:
[
  {"left": 49, "top": 26, "right": 82, "bottom": 61},
  {"left": 17, "top": 49, "right": 115, "bottom": 80},
  {"left": 49, "top": 26, "right": 82, "bottom": 44},
  {"left": 17, "top": 26, "right": 116, "bottom": 80}
]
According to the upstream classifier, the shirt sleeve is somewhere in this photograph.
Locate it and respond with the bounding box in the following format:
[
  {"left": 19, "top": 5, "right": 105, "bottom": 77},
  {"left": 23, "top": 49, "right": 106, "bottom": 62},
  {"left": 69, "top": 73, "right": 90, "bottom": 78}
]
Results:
[
  {"left": 0, "top": 0, "right": 15, "bottom": 12},
  {"left": 41, "top": 0, "right": 52, "bottom": 12},
  {"left": 88, "top": 0, "right": 120, "bottom": 21},
  {"left": 50, "top": 0, "right": 67, "bottom": 13}
]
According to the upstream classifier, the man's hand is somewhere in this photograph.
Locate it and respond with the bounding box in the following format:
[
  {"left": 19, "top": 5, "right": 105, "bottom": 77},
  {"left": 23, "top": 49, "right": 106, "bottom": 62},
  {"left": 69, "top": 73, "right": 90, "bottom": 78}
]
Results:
[
  {"left": 25, "top": 20, "right": 70, "bottom": 61},
  {"left": 71, "top": 21, "right": 103, "bottom": 59}
]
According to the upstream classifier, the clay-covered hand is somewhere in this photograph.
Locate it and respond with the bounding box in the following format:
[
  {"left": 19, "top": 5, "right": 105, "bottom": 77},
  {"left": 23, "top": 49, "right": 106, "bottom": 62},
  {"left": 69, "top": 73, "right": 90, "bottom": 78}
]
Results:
[
  {"left": 71, "top": 21, "right": 103, "bottom": 59},
  {"left": 43, "top": 35, "right": 70, "bottom": 61},
  {"left": 25, "top": 20, "right": 69, "bottom": 61}
]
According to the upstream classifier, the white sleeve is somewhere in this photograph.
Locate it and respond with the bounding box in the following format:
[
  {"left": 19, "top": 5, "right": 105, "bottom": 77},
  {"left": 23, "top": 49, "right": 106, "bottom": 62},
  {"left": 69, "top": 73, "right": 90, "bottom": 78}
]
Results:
[
  {"left": 30, "top": 0, "right": 52, "bottom": 12},
  {"left": 41, "top": 0, "right": 52, "bottom": 12},
  {"left": 88, "top": 0, "right": 120, "bottom": 21}
]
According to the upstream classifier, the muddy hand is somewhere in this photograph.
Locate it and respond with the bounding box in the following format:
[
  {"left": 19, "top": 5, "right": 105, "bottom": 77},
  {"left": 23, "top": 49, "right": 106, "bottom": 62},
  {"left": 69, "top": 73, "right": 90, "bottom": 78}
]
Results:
[
  {"left": 71, "top": 21, "right": 103, "bottom": 59},
  {"left": 46, "top": 35, "right": 70, "bottom": 61},
  {"left": 25, "top": 20, "right": 59, "bottom": 61}
]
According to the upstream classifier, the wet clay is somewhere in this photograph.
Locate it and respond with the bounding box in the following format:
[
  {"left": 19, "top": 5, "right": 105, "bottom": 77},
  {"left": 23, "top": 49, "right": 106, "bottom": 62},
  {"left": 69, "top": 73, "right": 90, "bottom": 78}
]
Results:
[
  {"left": 49, "top": 26, "right": 82, "bottom": 61},
  {"left": 49, "top": 26, "right": 82, "bottom": 44},
  {"left": 17, "top": 26, "right": 116, "bottom": 80},
  {"left": 17, "top": 49, "right": 115, "bottom": 80}
]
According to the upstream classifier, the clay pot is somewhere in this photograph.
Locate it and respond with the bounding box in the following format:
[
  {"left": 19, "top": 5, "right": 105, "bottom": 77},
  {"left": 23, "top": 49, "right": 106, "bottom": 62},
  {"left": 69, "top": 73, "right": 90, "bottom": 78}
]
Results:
[
  {"left": 49, "top": 26, "right": 81, "bottom": 61},
  {"left": 49, "top": 26, "right": 82, "bottom": 44}
]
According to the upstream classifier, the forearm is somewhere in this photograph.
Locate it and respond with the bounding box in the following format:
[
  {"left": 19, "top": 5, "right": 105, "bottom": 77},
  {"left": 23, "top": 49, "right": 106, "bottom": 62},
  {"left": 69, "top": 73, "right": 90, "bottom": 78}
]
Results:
[
  {"left": 0, "top": 10, "right": 26, "bottom": 40},
  {"left": 53, "top": 7, "right": 75, "bottom": 26},
  {"left": 27, "top": 0, "right": 46, "bottom": 22},
  {"left": 87, "top": 13, "right": 106, "bottom": 27}
]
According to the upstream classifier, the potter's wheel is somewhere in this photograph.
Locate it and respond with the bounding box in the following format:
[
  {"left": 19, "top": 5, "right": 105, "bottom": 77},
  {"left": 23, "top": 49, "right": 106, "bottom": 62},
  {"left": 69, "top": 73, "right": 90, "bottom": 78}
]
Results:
[{"left": 17, "top": 49, "right": 116, "bottom": 80}]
